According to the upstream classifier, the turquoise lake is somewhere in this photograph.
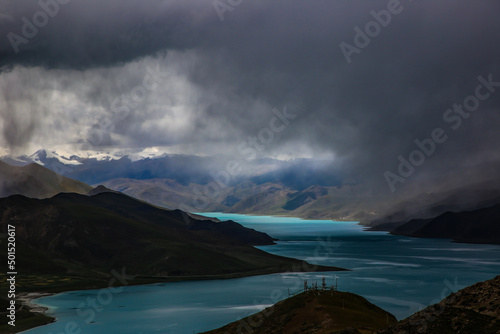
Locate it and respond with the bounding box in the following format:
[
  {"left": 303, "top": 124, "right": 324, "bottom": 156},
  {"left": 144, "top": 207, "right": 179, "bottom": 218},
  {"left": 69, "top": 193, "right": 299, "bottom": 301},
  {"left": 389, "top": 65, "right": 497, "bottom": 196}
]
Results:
[{"left": 24, "top": 213, "right": 500, "bottom": 334}]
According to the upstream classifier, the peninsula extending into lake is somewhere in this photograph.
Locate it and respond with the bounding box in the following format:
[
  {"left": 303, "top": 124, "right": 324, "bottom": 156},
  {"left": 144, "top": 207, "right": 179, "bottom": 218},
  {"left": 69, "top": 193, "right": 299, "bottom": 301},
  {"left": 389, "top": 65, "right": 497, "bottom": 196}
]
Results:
[{"left": 0, "top": 189, "right": 345, "bottom": 333}]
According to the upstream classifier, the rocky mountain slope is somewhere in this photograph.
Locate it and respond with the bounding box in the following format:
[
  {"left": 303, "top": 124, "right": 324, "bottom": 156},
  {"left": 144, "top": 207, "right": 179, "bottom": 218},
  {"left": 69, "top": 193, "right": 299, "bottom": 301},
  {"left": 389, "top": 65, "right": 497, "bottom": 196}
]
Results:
[{"left": 378, "top": 275, "right": 500, "bottom": 334}]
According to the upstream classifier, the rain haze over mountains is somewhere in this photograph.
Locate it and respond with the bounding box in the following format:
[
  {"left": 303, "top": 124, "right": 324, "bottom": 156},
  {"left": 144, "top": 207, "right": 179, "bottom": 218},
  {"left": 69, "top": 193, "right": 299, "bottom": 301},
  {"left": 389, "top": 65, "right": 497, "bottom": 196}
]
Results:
[
  {"left": 1, "top": 0, "right": 500, "bottom": 217},
  {"left": 1, "top": 2, "right": 500, "bottom": 333}
]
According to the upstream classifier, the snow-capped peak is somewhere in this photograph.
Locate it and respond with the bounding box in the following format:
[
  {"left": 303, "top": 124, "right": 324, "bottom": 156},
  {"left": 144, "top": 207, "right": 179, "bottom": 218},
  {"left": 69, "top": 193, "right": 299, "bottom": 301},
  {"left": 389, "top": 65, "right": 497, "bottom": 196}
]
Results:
[
  {"left": 0, "top": 146, "right": 174, "bottom": 168},
  {"left": 28, "top": 149, "right": 83, "bottom": 166},
  {"left": 14, "top": 146, "right": 172, "bottom": 166}
]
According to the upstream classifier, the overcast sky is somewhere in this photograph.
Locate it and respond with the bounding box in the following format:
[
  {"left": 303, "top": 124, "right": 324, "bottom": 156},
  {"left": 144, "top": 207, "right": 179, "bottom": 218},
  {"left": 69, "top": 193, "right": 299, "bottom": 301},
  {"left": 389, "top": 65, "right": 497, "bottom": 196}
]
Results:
[{"left": 1, "top": 0, "right": 499, "bottom": 189}]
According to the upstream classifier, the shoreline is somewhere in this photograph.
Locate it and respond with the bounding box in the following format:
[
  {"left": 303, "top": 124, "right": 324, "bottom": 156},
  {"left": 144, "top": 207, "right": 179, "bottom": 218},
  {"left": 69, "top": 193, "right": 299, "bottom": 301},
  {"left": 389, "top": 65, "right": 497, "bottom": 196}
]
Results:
[
  {"left": 18, "top": 292, "right": 56, "bottom": 316},
  {"left": 0, "top": 292, "right": 57, "bottom": 334},
  {"left": 10, "top": 213, "right": 351, "bottom": 333},
  {"left": 15, "top": 264, "right": 347, "bottom": 334},
  {"left": 197, "top": 211, "right": 360, "bottom": 223}
]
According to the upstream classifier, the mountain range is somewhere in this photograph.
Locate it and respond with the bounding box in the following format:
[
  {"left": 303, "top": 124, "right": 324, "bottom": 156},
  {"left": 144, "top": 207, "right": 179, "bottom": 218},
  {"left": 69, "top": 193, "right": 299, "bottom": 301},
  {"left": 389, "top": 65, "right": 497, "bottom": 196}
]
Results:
[
  {"left": 0, "top": 153, "right": 499, "bottom": 332},
  {"left": 3, "top": 149, "right": 373, "bottom": 220},
  {"left": 371, "top": 203, "right": 500, "bottom": 244},
  {"left": 0, "top": 159, "right": 346, "bottom": 333},
  {"left": 0, "top": 188, "right": 344, "bottom": 283},
  {"left": 2, "top": 149, "right": 500, "bottom": 246}
]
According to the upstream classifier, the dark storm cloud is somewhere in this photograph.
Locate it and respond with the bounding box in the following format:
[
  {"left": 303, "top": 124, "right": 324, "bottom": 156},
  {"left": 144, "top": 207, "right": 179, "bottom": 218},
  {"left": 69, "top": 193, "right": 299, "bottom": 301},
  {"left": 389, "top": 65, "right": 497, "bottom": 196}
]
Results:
[
  {"left": 0, "top": 0, "right": 193, "bottom": 70},
  {"left": 1, "top": 0, "right": 500, "bottom": 193}
]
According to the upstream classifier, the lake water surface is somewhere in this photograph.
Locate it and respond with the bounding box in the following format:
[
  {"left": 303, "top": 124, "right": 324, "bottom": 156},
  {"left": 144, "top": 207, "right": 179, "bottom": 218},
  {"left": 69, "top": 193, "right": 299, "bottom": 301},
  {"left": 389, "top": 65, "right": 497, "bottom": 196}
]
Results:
[{"left": 24, "top": 213, "right": 500, "bottom": 334}]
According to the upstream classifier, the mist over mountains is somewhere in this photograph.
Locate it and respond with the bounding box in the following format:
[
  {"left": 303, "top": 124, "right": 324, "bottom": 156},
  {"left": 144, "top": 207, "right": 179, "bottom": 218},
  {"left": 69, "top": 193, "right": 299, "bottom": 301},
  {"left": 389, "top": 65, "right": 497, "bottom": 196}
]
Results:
[
  {"left": 1, "top": 2, "right": 499, "bottom": 333},
  {"left": 0, "top": 0, "right": 499, "bottom": 247},
  {"left": 1, "top": 1, "right": 500, "bottom": 201},
  {"left": 7, "top": 149, "right": 329, "bottom": 185},
  {"left": 3, "top": 149, "right": 500, "bottom": 228}
]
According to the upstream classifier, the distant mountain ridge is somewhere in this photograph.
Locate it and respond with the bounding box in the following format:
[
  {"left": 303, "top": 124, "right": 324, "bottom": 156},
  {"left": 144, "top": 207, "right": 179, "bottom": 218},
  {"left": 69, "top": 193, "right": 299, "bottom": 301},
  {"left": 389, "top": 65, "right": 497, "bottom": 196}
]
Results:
[
  {"left": 3, "top": 149, "right": 500, "bottom": 229},
  {"left": 2, "top": 149, "right": 290, "bottom": 185},
  {"left": 2, "top": 149, "right": 361, "bottom": 220},
  {"left": 369, "top": 177, "right": 500, "bottom": 226},
  {"left": 99, "top": 178, "right": 378, "bottom": 221},
  {"left": 383, "top": 204, "right": 500, "bottom": 244},
  {"left": 0, "top": 160, "right": 92, "bottom": 199},
  {"left": 367, "top": 170, "right": 500, "bottom": 245}
]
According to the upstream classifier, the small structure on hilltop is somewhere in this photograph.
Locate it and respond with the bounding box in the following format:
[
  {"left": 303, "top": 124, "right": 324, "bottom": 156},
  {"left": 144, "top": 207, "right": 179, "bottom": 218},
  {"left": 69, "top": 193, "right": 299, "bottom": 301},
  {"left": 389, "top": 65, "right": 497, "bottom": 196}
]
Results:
[
  {"left": 289, "top": 277, "right": 340, "bottom": 297},
  {"left": 301, "top": 277, "right": 339, "bottom": 295}
]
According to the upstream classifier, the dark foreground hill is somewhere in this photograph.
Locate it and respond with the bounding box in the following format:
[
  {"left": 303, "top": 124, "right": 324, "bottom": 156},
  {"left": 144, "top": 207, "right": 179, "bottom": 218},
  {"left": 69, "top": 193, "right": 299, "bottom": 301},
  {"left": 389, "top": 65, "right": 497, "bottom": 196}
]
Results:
[
  {"left": 202, "top": 288, "right": 397, "bottom": 334},
  {"left": 378, "top": 275, "right": 500, "bottom": 334},
  {"left": 204, "top": 276, "right": 500, "bottom": 334}
]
